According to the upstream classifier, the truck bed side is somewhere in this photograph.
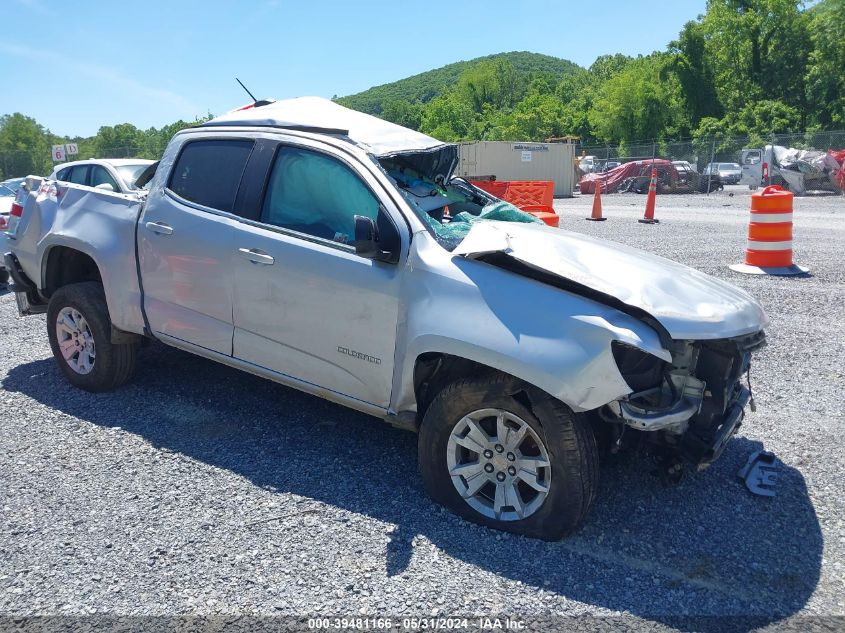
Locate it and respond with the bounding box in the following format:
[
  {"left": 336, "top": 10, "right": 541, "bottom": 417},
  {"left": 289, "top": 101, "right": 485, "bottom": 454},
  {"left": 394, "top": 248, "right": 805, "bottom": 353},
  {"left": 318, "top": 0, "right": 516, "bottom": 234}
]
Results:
[{"left": 7, "top": 182, "right": 146, "bottom": 334}]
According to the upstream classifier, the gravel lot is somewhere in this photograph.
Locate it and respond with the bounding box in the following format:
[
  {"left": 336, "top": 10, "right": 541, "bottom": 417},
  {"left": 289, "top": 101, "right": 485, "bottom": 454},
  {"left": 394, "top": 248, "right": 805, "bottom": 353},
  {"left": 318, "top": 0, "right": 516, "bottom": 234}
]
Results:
[{"left": 1, "top": 185, "right": 843, "bottom": 631}]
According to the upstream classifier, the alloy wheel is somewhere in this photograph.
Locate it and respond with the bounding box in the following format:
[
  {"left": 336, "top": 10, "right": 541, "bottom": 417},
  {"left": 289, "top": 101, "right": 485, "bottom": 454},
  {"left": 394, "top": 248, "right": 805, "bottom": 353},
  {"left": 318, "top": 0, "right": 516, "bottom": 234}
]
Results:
[{"left": 446, "top": 408, "right": 552, "bottom": 521}]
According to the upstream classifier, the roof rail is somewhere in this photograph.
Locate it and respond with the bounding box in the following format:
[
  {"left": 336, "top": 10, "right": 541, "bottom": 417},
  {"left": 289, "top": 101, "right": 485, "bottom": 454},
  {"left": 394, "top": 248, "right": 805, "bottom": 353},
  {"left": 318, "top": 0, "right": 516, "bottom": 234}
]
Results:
[{"left": 196, "top": 122, "right": 350, "bottom": 136}]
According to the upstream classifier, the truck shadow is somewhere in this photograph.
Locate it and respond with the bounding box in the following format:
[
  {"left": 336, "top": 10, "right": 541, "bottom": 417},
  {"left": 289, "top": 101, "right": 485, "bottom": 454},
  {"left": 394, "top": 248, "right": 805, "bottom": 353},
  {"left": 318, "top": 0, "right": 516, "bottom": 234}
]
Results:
[{"left": 3, "top": 345, "right": 822, "bottom": 631}]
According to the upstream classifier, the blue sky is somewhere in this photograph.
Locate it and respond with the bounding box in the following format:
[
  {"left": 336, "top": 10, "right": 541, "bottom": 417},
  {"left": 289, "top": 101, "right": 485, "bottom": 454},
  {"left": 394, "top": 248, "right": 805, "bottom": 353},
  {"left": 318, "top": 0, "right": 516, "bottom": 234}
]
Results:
[{"left": 0, "top": 0, "right": 706, "bottom": 137}]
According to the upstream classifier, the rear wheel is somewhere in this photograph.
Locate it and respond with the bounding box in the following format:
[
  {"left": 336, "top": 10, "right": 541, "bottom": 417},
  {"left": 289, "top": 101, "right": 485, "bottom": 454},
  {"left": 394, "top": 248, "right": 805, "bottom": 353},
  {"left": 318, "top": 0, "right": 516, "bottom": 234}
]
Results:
[
  {"left": 418, "top": 375, "right": 598, "bottom": 540},
  {"left": 46, "top": 282, "right": 137, "bottom": 391}
]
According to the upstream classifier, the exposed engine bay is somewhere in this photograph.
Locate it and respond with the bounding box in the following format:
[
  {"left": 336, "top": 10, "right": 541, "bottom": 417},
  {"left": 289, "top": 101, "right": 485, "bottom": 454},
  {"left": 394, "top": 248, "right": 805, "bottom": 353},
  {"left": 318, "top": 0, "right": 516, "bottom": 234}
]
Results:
[{"left": 604, "top": 330, "right": 766, "bottom": 470}]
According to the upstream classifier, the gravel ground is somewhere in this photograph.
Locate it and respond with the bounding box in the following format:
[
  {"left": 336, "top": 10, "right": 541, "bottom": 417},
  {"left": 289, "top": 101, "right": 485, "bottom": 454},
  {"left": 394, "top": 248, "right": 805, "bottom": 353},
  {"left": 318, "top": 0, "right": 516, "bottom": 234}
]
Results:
[{"left": 1, "top": 185, "right": 843, "bottom": 631}]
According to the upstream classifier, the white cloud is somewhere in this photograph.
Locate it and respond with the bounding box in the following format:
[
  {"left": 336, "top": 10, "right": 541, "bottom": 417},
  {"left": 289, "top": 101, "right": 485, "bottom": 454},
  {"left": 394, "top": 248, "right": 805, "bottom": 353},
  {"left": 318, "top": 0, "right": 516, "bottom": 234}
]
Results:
[
  {"left": 0, "top": 42, "right": 198, "bottom": 114},
  {"left": 11, "top": 0, "right": 49, "bottom": 15}
]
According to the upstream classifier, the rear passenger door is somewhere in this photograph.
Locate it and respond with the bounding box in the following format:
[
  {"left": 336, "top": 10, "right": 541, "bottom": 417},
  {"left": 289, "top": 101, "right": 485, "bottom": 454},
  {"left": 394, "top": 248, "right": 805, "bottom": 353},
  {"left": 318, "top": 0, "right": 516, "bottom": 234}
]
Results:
[{"left": 138, "top": 138, "right": 254, "bottom": 355}]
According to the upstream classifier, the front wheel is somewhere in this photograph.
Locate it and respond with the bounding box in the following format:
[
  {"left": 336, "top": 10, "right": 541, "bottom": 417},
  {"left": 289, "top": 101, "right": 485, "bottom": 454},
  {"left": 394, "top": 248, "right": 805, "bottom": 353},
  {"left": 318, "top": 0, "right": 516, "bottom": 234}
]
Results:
[
  {"left": 418, "top": 375, "right": 598, "bottom": 540},
  {"left": 46, "top": 282, "right": 137, "bottom": 392}
]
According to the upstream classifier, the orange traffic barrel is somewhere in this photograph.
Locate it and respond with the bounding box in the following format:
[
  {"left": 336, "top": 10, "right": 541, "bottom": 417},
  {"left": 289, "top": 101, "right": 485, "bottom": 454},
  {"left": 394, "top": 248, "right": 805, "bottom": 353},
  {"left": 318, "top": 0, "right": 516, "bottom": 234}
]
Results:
[{"left": 730, "top": 185, "right": 808, "bottom": 276}]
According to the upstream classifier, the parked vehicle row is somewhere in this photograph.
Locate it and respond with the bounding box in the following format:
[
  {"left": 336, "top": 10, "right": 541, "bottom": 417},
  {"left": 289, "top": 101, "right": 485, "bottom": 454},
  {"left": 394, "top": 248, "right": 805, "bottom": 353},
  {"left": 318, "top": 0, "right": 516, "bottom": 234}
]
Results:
[
  {"left": 49, "top": 159, "right": 155, "bottom": 194},
  {"left": 3, "top": 97, "right": 768, "bottom": 540}
]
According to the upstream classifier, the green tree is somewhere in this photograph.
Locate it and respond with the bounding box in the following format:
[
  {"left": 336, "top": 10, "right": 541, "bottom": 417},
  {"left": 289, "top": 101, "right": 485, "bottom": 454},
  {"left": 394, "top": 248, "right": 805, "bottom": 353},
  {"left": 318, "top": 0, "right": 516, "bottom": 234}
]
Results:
[
  {"left": 729, "top": 99, "right": 801, "bottom": 136},
  {"left": 805, "top": 0, "right": 845, "bottom": 127},
  {"left": 497, "top": 93, "right": 567, "bottom": 141},
  {"left": 555, "top": 70, "right": 595, "bottom": 142},
  {"left": 0, "top": 113, "right": 52, "bottom": 179},
  {"left": 419, "top": 92, "right": 476, "bottom": 141},
  {"left": 701, "top": 0, "right": 810, "bottom": 121},
  {"left": 380, "top": 99, "right": 424, "bottom": 130},
  {"left": 94, "top": 123, "right": 141, "bottom": 158},
  {"left": 588, "top": 55, "right": 686, "bottom": 143},
  {"left": 588, "top": 54, "right": 632, "bottom": 82},
  {"left": 670, "top": 21, "right": 722, "bottom": 126},
  {"left": 456, "top": 59, "right": 522, "bottom": 113}
]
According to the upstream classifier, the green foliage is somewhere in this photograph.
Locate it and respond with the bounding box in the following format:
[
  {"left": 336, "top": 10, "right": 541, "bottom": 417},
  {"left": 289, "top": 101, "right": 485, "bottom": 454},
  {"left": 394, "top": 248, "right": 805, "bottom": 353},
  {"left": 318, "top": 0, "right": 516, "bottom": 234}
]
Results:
[
  {"left": 495, "top": 93, "right": 568, "bottom": 141},
  {"left": 588, "top": 54, "right": 633, "bottom": 82},
  {"left": 588, "top": 55, "right": 686, "bottom": 143},
  {"left": 338, "top": 0, "right": 844, "bottom": 145},
  {"left": 456, "top": 59, "right": 522, "bottom": 112},
  {"left": 336, "top": 52, "right": 580, "bottom": 115},
  {"left": 0, "top": 114, "right": 53, "bottom": 178},
  {"left": 670, "top": 21, "right": 722, "bottom": 126},
  {"left": 380, "top": 100, "right": 424, "bottom": 130},
  {"left": 93, "top": 123, "right": 141, "bottom": 158},
  {"left": 700, "top": 0, "right": 810, "bottom": 117},
  {"left": 729, "top": 99, "right": 802, "bottom": 137},
  {"left": 805, "top": 0, "right": 845, "bottom": 128},
  {"left": 0, "top": 113, "right": 213, "bottom": 180},
  {"left": 418, "top": 92, "right": 476, "bottom": 141}
]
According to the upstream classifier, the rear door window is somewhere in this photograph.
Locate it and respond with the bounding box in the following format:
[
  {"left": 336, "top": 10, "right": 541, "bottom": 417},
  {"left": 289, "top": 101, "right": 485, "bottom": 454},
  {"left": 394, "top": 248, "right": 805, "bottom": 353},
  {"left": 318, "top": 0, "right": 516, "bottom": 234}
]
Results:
[
  {"left": 68, "top": 166, "right": 89, "bottom": 185},
  {"left": 168, "top": 139, "right": 254, "bottom": 213}
]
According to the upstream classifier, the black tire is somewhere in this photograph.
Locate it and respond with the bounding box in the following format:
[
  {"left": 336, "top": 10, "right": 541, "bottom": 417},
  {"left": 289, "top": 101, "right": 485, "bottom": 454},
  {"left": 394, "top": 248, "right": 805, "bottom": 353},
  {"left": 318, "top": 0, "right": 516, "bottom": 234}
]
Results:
[
  {"left": 418, "top": 374, "right": 598, "bottom": 540},
  {"left": 0, "top": 268, "right": 9, "bottom": 285},
  {"left": 46, "top": 282, "right": 137, "bottom": 392}
]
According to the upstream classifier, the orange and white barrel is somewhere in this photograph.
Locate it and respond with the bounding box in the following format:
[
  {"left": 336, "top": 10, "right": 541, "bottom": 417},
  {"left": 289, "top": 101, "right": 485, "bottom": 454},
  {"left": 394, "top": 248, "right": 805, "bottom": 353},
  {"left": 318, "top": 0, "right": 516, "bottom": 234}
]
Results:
[{"left": 730, "top": 185, "right": 808, "bottom": 276}]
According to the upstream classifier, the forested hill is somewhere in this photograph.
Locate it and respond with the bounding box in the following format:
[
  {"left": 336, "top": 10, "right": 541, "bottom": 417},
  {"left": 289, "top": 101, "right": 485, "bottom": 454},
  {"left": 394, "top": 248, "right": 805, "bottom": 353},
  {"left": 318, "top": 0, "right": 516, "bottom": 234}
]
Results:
[{"left": 336, "top": 52, "right": 581, "bottom": 115}]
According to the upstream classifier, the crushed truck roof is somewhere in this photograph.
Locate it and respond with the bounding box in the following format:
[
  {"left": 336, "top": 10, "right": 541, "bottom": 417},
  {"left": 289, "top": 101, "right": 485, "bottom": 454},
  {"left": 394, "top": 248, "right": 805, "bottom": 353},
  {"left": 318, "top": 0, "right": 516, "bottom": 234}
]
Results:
[{"left": 203, "top": 96, "right": 452, "bottom": 159}]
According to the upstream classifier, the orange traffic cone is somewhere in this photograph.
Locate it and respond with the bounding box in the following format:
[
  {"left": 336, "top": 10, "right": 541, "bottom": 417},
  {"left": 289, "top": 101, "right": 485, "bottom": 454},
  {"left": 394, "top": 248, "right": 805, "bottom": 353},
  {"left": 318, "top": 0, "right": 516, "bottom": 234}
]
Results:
[
  {"left": 586, "top": 182, "right": 606, "bottom": 221},
  {"left": 638, "top": 168, "right": 659, "bottom": 224}
]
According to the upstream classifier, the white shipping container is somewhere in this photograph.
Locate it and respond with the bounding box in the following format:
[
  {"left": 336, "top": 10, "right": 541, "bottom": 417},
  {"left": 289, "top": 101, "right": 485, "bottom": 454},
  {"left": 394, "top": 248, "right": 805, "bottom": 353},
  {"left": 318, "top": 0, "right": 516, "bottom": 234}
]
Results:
[{"left": 456, "top": 141, "right": 576, "bottom": 197}]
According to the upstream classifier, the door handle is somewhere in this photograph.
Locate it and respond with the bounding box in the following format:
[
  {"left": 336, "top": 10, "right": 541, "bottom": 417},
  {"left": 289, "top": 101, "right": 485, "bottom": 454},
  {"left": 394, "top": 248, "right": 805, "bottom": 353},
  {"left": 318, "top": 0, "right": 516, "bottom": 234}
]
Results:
[
  {"left": 145, "top": 221, "right": 173, "bottom": 235},
  {"left": 238, "top": 248, "right": 275, "bottom": 265}
]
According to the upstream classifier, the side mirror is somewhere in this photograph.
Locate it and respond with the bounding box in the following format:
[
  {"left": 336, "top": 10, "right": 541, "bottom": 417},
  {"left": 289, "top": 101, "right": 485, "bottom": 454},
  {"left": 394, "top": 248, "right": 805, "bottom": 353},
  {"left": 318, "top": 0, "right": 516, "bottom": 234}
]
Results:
[
  {"left": 353, "top": 215, "right": 380, "bottom": 259},
  {"left": 353, "top": 214, "right": 401, "bottom": 264},
  {"left": 94, "top": 182, "right": 115, "bottom": 192}
]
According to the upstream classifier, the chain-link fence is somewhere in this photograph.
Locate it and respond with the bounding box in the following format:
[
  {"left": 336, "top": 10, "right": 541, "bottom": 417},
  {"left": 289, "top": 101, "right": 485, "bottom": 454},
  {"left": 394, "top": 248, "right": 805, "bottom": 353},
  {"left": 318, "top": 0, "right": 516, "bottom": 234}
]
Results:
[{"left": 576, "top": 130, "right": 845, "bottom": 172}]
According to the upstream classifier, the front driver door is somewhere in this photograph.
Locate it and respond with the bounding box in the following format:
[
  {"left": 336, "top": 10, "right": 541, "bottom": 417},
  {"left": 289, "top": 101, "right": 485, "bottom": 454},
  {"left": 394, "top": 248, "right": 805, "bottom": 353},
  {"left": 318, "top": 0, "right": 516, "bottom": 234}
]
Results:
[{"left": 230, "top": 142, "right": 403, "bottom": 409}]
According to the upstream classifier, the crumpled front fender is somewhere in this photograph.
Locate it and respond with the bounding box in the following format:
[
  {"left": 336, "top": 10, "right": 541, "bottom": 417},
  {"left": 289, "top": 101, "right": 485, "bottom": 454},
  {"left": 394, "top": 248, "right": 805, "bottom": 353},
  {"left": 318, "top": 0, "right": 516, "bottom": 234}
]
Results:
[{"left": 391, "top": 236, "right": 670, "bottom": 414}]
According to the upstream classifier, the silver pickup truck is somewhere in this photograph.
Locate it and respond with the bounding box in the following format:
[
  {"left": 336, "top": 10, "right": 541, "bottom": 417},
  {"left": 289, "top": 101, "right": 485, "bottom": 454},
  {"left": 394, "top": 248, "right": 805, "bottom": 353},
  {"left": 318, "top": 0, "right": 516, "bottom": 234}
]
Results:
[{"left": 4, "top": 97, "right": 768, "bottom": 540}]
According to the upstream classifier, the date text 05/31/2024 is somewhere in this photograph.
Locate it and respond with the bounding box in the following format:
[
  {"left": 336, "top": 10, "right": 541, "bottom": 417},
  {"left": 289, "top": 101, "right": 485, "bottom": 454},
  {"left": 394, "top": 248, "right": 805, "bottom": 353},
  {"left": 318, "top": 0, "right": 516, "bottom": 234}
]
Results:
[{"left": 307, "top": 617, "right": 526, "bottom": 630}]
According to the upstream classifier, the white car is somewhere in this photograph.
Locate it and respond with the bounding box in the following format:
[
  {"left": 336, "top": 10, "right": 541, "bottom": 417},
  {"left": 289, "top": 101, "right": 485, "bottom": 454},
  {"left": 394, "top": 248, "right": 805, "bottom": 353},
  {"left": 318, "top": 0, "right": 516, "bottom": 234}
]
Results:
[{"left": 50, "top": 159, "right": 155, "bottom": 194}]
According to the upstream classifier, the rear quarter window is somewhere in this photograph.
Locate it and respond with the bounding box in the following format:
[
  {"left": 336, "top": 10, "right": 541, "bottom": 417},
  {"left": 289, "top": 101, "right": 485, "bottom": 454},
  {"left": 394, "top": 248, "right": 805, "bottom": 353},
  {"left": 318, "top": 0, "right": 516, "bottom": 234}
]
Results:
[{"left": 168, "top": 139, "right": 254, "bottom": 213}]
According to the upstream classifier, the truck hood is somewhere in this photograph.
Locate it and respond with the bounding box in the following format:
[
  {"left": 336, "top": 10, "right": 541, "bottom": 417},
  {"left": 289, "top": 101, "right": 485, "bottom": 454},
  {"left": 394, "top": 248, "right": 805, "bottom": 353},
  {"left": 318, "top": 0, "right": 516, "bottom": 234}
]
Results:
[{"left": 453, "top": 222, "right": 769, "bottom": 340}]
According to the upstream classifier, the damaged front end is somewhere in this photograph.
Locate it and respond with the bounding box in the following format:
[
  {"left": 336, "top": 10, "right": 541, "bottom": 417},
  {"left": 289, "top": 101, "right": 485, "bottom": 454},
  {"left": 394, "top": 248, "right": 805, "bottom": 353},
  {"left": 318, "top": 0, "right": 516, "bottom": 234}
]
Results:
[{"left": 605, "top": 330, "right": 766, "bottom": 469}]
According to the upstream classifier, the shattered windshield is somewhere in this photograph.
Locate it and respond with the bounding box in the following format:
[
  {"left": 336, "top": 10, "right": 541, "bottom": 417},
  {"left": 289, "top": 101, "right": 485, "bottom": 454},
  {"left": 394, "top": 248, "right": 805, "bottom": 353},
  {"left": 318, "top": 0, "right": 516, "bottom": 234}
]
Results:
[{"left": 379, "top": 158, "right": 542, "bottom": 251}]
